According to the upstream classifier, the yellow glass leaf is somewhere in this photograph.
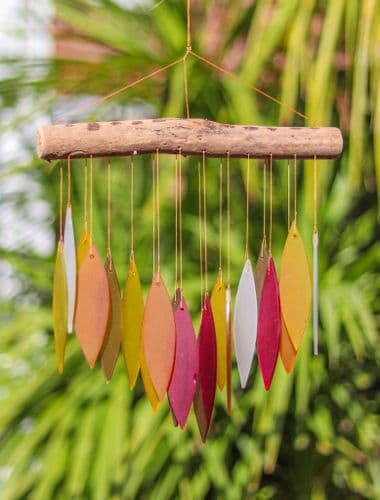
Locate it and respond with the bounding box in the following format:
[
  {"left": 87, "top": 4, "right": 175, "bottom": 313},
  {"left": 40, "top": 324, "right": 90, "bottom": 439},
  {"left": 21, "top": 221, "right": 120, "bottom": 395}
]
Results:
[
  {"left": 280, "top": 316, "right": 297, "bottom": 374},
  {"left": 121, "top": 256, "right": 143, "bottom": 389},
  {"left": 53, "top": 240, "right": 68, "bottom": 373},
  {"left": 141, "top": 347, "right": 160, "bottom": 412},
  {"left": 254, "top": 237, "right": 269, "bottom": 308},
  {"left": 210, "top": 272, "right": 227, "bottom": 390},
  {"left": 76, "top": 227, "right": 90, "bottom": 268},
  {"left": 279, "top": 221, "right": 312, "bottom": 351},
  {"left": 101, "top": 256, "right": 122, "bottom": 382}
]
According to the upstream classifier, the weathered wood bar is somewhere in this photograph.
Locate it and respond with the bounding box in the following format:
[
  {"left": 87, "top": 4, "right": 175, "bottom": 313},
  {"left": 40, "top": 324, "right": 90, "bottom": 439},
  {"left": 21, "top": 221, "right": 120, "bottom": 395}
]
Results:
[{"left": 36, "top": 118, "right": 343, "bottom": 160}]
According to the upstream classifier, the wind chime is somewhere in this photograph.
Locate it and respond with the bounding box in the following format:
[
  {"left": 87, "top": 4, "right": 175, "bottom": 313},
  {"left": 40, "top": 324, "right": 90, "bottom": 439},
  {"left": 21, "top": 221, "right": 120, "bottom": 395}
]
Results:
[{"left": 40, "top": 0, "right": 343, "bottom": 442}]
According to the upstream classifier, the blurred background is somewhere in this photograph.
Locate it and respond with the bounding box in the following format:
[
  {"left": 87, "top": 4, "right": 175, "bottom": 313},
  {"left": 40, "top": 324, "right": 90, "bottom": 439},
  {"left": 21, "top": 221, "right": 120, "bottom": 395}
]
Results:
[{"left": 0, "top": 0, "right": 379, "bottom": 498}]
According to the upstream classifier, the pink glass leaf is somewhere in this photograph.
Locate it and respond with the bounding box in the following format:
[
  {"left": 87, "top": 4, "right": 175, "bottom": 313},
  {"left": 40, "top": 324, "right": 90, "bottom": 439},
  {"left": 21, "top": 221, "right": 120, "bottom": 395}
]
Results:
[
  {"left": 168, "top": 290, "right": 198, "bottom": 429},
  {"left": 194, "top": 294, "right": 217, "bottom": 441},
  {"left": 257, "top": 257, "right": 281, "bottom": 390}
]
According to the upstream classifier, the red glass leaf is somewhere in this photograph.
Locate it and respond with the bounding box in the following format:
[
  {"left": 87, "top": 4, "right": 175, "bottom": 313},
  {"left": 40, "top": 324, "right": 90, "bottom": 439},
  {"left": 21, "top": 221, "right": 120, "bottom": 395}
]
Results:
[
  {"left": 194, "top": 294, "right": 217, "bottom": 441},
  {"left": 257, "top": 257, "right": 281, "bottom": 390},
  {"left": 168, "top": 290, "right": 198, "bottom": 429},
  {"left": 74, "top": 245, "right": 110, "bottom": 367},
  {"left": 142, "top": 273, "right": 176, "bottom": 401}
]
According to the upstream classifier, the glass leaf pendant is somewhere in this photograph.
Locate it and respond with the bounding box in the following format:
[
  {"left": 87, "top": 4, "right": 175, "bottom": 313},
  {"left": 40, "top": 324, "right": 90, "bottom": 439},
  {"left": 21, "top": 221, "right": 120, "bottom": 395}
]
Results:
[
  {"left": 279, "top": 221, "right": 312, "bottom": 351},
  {"left": 254, "top": 237, "right": 269, "bottom": 308},
  {"left": 168, "top": 290, "right": 198, "bottom": 428},
  {"left": 101, "top": 256, "right": 122, "bottom": 382},
  {"left": 280, "top": 316, "right": 297, "bottom": 374},
  {"left": 257, "top": 257, "right": 281, "bottom": 390},
  {"left": 74, "top": 244, "right": 110, "bottom": 367},
  {"left": 194, "top": 295, "right": 217, "bottom": 442},
  {"left": 141, "top": 347, "right": 160, "bottom": 412},
  {"left": 122, "top": 256, "right": 143, "bottom": 389},
  {"left": 210, "top": 272, "right": 227, "bottom": 390},
  {"left": 233, "top": 259, "right": 258, "bottom": 388},
  {"left": 63, "top": 205, "right": 76, "bottom": 333},
  {"left": 77, "top": 227, "right": 90, "bottom": 268},
  {"left": 53, "top": 240, "right": 68, "bottom": 373},
  {"left": 142, "top": 273, "right": 176, "bottom": 401}
]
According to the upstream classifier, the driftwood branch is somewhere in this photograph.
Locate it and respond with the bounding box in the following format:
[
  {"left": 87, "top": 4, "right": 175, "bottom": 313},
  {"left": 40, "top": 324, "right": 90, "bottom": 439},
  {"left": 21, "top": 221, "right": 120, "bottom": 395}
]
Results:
[{"left": 36, "top": 118, "right": 343, "bottom": 160}]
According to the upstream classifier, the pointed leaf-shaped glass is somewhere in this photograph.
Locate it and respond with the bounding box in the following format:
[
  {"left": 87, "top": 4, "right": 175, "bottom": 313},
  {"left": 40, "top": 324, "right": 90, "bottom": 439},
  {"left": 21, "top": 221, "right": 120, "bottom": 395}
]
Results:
[
  {"left": 142, "top": 273, "right": 176, "bottom": 401},
  {"left": 257, "top": 257, "right": 281, "bottom": 390},
  {"left": 77, "top": 227, "right": 90, "bottom": 268},
  {"left": 210, "top": 272, "right": 227, "bottom": 390},
  {"left": 280, "top": 316, "right": 297, "bottom": 374},
  {"left": 101, "top": 256, "right": 122, "bottom": 381},
  {"left": 168, "top": 290, "right": 198, "bottom": 428},
  {"left": 194, "top": 295, "right": 217, "bottom": 442},
  {"left": 233, "top": 259, "right": 258, "bottom": 388},
  {"left": 63, "top": 205, "right": 76, "bottom": 333},
  {"left": 122, "top": 256, "right": 143, "bottom": 389},
  {"left": 141, "top": 347, "right": 160, "bottom": 412},
  {"left": 279, "top": 221, "right": 312, "bottom": 351},
  {"left": 74, "top": 244, "right": 110, "bottom": 367},
  {"left": 255, "top": 238, "right": 268, "bottom": 308},
  {"left": 53, "top": 240, "right": 68, "bottom": 373}
]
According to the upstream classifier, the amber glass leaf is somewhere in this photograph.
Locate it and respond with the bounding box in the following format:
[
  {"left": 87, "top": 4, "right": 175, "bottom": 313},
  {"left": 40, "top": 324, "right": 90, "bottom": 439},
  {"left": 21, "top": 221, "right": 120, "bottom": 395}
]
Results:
[
  {"left": 194, "top": 295, "right": 217, "bottom": 442},
  {"left": 280, "top": 316, "right": 297, "bottom": 374},
  {"left": 76, "top": 227, "right": 90, "bottom": 268},
  {"left": 142, "top": 273, "right": 176, "bottom": 401},
  {"left": 121, "top": 256, "right": 143, "bottom": 389},
  {"left": 63, "top": 205, "right": 76, "bottom": 334},
  {"left": 168, "top": 291, "right": 198, "bottom": 428},
  {"left": 233, "top": 259, "right": 258, "bottom": 389},
  {"left": 279, "top": 221, "right": 312, "bottom": 351},
  {"left": 53, "top": 240, "right": 68, "bottom": 373},
  {"left": 255, "top": 237, "right": 269, "bottom": 308},
  {"left": 257, "top": 257, "right": 281, "bottom": 390},
  {"left": 140, "top": 347, "right": 160, "bottom": 412},
  {"left": 101, "top": 256, "right": 122, "bottom": 382},
  {"left": 210, "top": 272, "right": 227, "bottom": 390},
  {"left": 74, "top": 245, "right": 110, "bottom": 367}
]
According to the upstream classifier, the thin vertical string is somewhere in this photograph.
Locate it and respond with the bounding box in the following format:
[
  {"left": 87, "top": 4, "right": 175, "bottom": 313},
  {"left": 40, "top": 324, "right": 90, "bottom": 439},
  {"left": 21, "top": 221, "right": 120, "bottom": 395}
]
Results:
[
  {"left": 269, "top": 154, "right": 273, "bottom": 256},
  {"left": 156, "top": 149, "right": 161, "bottom": 276},
  {"left": 202, "top": 151, "right": 208, "bottom": 294},
  {"left": 227, "top": 152, "right": 231, "bottom": 287},
  {"left": 183, "top": 58, "right": 190, "bottom": 119},
  {"left": 198, "top": 161, "right": 203, "bottom": 308},
  {"left": 218, "top": 159, "right": 223, "bottom": 275},
  {"left": 107, "top": 160, "right": 112, "bottom": 269},
  {"left": 84, "top": 160, "right": 88, "bottom": 232},
  {"left": 59, "top": 165, "right": 63, "bottom": 242},
  {"left": 130, "top": 157, "right": 134, "bottom": 258},
  {"left": 294, "top": 154, "right": 297, "bottom": 225},
  {"left": 174, "top": 153, "right": 179, "bottom": 290},
  {"left": 245, "top": 154, "right": 250, "bottom": 260},
  {"left": 186, "top": 0, "right": 191, "bottom": 50},
  {"left": 313, "top": 155, "right": 318, "bottom": 233},
  {"left": 262, "top": 159, "right": 267, "bottom": 243},
  {"left": 179, "top": 151, "right": 183, "bottom": 294},
  {"left": 152, "top": 156, "right": 156, "bottom": 277},
  {"left": 287, "top": 159, "right": 290, "bottom": 231},
  {"left": 67, "top": 156, "right": 71, "bottom": 207},
  {"left": 89, "top": 155, "right": 94, "bottom": 254}
]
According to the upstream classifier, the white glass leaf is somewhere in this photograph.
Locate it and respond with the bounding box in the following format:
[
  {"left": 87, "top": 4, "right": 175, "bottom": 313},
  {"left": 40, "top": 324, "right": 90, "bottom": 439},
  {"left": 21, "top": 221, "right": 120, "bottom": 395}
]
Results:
[
  {"left": 233, "top": 258, "right": 258, "bottom": 388},
  {"left": 63, "top": 205, "right": 76, "bottom": 334},
  {"left": 313, "top": 231, "right": 319, "bottom": 355}
]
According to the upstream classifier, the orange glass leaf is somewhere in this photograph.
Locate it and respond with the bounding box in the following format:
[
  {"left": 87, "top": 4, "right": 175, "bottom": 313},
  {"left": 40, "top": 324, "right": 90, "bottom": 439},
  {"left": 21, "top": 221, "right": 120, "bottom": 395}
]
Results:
[
  {"left": 280, "top": 316, "right": 297, "bottom": 374},
  {"left": 101, "top": 256, "right": 122, "bottom": 382},
  {"left": 74, "top": 245, "right": 110, "bottom": 367},
  {"left": 121, "top": 256, "right": 143, "bottom": 389},
  {"left": 255, "top": 237, "right": 269, "bottom": 308},
  {"left": 210, "top": 272, "right": 227, "bottom": 390},
  {"left": 279, "top": 221, "right": 312, "bottom": 351},
  {"left": 142, "top": 273, "right": 176, "bottom": 401},
  {"left": 76, "top": 227, "right": 90, "bottom": 268},
  {"left": 53, "top": 240, "right": 68, "bottom": 373}
]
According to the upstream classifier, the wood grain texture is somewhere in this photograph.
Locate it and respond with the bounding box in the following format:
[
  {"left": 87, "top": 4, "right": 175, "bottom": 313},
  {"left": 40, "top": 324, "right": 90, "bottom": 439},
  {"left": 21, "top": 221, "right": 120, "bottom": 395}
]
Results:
[{"left": 37, "top": 119, "right": 343, "bottom": 160}]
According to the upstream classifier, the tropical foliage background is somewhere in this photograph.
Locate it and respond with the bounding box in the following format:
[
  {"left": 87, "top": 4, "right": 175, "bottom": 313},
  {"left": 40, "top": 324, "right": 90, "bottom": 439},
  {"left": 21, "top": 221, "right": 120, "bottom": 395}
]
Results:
[{"left": 0, "top": 0, "right": 379, "bottom": 498}]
